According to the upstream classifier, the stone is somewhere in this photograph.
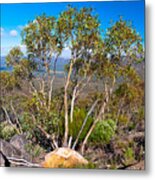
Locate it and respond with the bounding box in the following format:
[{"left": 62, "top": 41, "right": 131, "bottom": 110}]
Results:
[
  {"left": 0, "top": 138, "right": 32, "bottom": 167},
  {"left": 41, "top": 147, "right": 88, "bottom": 168},
  {"left": 10, "top": 134, "right": 29, "bottom": 153},
  {"left": 0, "top": 153, "right": 5, "bottom": 167}
]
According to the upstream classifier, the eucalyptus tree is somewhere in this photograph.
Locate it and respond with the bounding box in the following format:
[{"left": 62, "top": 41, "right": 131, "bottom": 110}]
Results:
[
  {"left": 2, "top": 15, "right": 63, "bottom": 149},
  {"left": 104, "top": 18, "right": 144, "bottom": 126},
  {"left": 80, "top": 18, "right": 144, "bottom": 153},
  {"left": 56, "top": 6, "right": 104, "bottom": 147},
  {"left": 0, "top": 47, "right": 36, "bottom": 135},
  {"left": 3, "top": 8, "right": 144, "bottom": 155},
  {"left": 22, "top": 14, "right": 64, "bottom": 111}
]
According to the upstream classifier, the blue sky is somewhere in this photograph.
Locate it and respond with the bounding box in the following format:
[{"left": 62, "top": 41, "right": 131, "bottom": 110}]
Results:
[{"left": 0, "top": 0, "right": 145, "bottom": 57}]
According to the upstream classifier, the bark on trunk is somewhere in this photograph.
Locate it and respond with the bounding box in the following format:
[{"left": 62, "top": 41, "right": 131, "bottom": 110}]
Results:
[
  {"left": 63, "top": 61, "right": 74, "bottom": 147},
  {"left": 48, "top": 54, "right": 59, "bottom": 111}
]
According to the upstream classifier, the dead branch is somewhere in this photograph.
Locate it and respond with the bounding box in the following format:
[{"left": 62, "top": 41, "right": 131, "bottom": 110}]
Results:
[
  {"left": 1, "top": 106, "right": 20, "bottom": 134},
  {"left": 1, "top": 106, "right": 14, "bottom": 126},
  {"left": 7, "top": 157, "right": 40, "bottom": 167},
  {"left": 31, "top": 114, "right": 58, "bottom": 149},
  {"left": 10, "top": 101, "right": 23, "bottom": 134}
]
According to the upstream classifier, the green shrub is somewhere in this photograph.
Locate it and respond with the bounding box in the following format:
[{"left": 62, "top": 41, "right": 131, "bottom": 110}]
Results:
[
  {"left": 0, "top": 122, "right": 17, "bottom": 141},
  {"left": 19, "top": 112, "right": 35, "bottom": 131},
  {"left": 74, "top": 161, "right": 96, "bottom": 169},
  {"left": 69, "top": 107, "right": 93, "bottom": 142},
  {"left": 124, "top": 147, "right": 135, "bottom": 164},
  {"left": 25, "top": 142, "right": 45, "bottom": 158},
  {"left": 90, "top": 119, "right": 117, "bottom": 144}
]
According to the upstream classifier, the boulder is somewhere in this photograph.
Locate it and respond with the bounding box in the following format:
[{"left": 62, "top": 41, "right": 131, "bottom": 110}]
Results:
[
  {"left": 0, "top": 138, "right": 32, "bottom": 167},
  {"left": 0, "top": 153, "right": 5, "bottom": 167},
  {"left": 41, "top": 147, "right": 88, "bottom": 168},
  {"left": 10, "top": 134, "right": 29, "bottom": 153}
]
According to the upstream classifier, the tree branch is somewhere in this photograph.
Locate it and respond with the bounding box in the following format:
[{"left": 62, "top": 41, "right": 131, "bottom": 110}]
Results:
[
  {"left": 1, "top": 106, "right": 20, "bottom": 134},
  {"left": 72, "top": 99, "right": 99, "bottom": 150},
  {"left": 48, "top": 53, "right": 60, "bottom": 111},
  {"left": 10, "top": 101, "right": 23, "bottom": 134},
  {"left": 80, "top": 83, "right": 110, "bottom": 154},
  {"left": 31, "top": 114, "right": 58, "bottom": 149},
  {"left": 63, "top": 60, "right": 74, "bottom": 147}
]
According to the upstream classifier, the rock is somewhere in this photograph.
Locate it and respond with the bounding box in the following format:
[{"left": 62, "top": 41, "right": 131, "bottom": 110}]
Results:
[
  {"left": 10, "top": 134, "right": 29, "bottom": 153},
  {"left": 0, "top": 138, "right": 32, "bottom": 167},
  {"left": 126, "top": 160, "right": 145, "bottom": 170},
  {"left": 41, "top": 147, "right": 88, "bottom": 168},
  {"left": 0, "top": 153, "right": 5, "bottom": 167},
  {"left": 0, "top": 108, "right": 5, "bottom": 122}
]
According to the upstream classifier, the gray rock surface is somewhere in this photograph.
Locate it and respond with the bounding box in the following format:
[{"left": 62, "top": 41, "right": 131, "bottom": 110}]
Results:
[
  {"left": 0, "top": 138, "right": 32, "bottom": 167},
  {"left": 10, "top": 134, "right": 29, "bottom": 154},
  {"left": 0, "top": 153, "right": 5, "bottom": 167}
]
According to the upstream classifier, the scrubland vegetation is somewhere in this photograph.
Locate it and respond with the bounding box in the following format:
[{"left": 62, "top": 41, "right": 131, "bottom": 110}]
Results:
[{"left": 0, "top": 6, "right": 144, "bottom": 169}]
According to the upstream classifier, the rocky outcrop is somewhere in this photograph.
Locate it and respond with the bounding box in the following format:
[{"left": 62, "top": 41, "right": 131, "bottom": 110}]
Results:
[
  {"left": 41, "top": 147, "right": 88, "bottom": 168},
  {"left": 10, "top": 134, "right": 29, "bottom": 154},
  {"left": 0, "top": 138, "right": 32, "bottom": 167},
  {"left": 0, "top": 153, "right": 6, "bottom": 166}
]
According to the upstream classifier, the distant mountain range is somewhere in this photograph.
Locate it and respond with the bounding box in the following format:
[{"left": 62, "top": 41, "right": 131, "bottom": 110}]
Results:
[
  {"left": 0, "top": 56, "right": 144, "bottom": 80},
  {"left": 0, "top": 56, "right": 69, "bottom": 72}
]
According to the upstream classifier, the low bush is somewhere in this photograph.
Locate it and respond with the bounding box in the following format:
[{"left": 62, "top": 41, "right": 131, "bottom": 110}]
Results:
[
  {"left": 90, "top": 119, "right": 117, "bottom": 144},
  {"left": 0, "top": 122, "right": 17, "bottom": 141}
]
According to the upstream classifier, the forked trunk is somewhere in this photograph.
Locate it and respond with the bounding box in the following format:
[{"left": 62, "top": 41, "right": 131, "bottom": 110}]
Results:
[{"left": 63, "top": 61, "right": 74, "bottom": 147}]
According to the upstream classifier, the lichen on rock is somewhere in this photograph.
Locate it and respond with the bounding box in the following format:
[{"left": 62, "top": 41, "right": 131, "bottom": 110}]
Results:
[{"left": 41, "top": 147, "right": 88, "bottom": 168}]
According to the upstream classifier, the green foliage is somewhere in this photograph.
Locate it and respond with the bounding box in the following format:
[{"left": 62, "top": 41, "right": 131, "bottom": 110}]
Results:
[
  {"left": 57, "top": 6, "right": 104, "bottom": 78},
  {"left": 1, "top": 7, "right": 145, "bottom": 169},
  {"left": 90, "top": 119, "right": 117, "bottom": 144},
  {"left": 25, "top": 143, "right": 45, "bottom": 158},
  {"left": 19, "top": 107, "right": 61, "bottom": 138},
  {"left": 118, "top": 114, "right": 129, "bottom": 125},
  {"left": 124, "top": 147, "right": 135, "bottom": 164},
  {"left": 69, "top": 108, "right": 93, "bottom": 142},
  {"left": 6, "top": 47, "right": 24, "bottom": 66},
  {"left": 22, "top": 14, "right": 61, "bottom": 65},
  {"left": 0, "top": 122, "right": 17, "bottom": 141},
  {"left": 105, "top": 17, "right": 144, "bottom": 62},
  {"left": 19, "top": 112, "right": 35, "bottom": 132},
  {"left": 13, "top": 58, "right": 37, "bottom": 80},
  {"left": 0, "top": 71, "right": 21, "bottom": 92},
  {"left": 5, "top": 47, "right": 37, "bottom": 82},
  {"left": 74, "top": 161, "right": 96, "bottom": 169}
]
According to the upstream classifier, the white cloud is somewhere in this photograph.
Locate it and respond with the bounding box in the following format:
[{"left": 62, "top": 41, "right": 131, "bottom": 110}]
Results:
[{"left": 10, "top": 30, "right": 18, "bottom": 37}]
